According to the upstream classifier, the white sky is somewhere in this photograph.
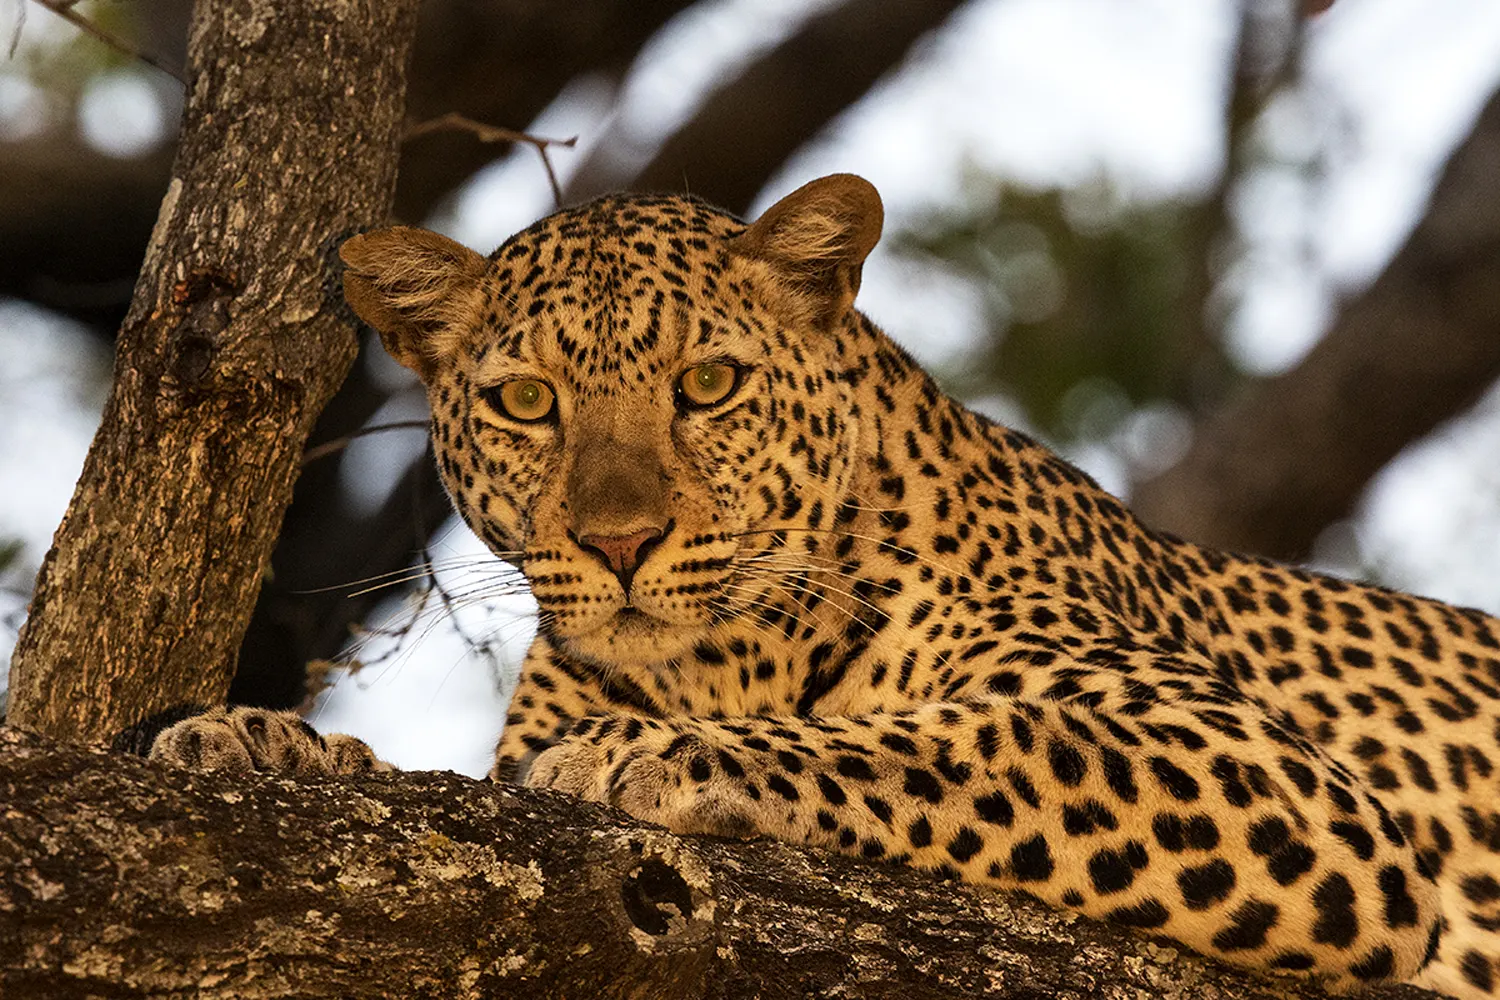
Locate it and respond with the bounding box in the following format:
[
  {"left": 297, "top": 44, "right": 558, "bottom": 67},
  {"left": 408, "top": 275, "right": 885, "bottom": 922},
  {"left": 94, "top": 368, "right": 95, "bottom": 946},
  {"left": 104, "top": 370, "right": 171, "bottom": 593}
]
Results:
[{"left": 3, "top": 0, "right": 1499, "bottom": 771}]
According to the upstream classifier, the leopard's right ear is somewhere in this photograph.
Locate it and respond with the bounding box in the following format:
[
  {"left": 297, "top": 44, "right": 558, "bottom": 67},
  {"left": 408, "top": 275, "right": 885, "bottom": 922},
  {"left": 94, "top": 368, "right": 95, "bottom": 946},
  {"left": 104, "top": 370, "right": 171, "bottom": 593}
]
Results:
[{"left": 339, "top": 227, "right": 487, "bottom": 378}]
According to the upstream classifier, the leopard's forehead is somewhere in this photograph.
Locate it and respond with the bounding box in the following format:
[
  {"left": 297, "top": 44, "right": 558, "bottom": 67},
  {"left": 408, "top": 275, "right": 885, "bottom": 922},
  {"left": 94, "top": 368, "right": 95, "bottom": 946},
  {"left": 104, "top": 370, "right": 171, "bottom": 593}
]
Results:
[
  {"left": 465, "top": 194, "right": 768, "bottom": 387},
  {"left": 491, "top": 192, "right": 747, "bottom": 258}
]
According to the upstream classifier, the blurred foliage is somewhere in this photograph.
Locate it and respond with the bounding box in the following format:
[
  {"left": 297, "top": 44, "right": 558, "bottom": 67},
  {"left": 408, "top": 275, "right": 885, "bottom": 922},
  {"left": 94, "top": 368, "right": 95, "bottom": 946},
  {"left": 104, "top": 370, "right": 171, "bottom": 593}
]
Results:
[
  {"left": 894, "top": 176, "right": 1241, "bottom": 453},
  {"left": 0, "top": 538, "right": 20, "bottom": 575}
]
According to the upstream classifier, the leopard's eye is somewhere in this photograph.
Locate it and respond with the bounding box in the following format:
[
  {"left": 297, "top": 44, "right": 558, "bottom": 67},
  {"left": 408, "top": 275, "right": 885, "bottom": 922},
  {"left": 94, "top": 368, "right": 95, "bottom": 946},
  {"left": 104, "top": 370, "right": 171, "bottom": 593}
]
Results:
[
  {"left": 678, "top": 364, "right": 740, "bottom": 409},
  {"left": 482, "top": 379, "right": 555, "bottom": 423}
]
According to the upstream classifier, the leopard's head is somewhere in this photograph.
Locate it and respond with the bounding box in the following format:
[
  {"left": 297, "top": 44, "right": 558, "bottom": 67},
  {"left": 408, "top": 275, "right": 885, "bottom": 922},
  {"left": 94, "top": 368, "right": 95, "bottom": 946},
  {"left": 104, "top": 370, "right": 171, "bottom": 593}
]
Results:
[{"left": 340, "top": 174, "right": 883, "bottom": 666}]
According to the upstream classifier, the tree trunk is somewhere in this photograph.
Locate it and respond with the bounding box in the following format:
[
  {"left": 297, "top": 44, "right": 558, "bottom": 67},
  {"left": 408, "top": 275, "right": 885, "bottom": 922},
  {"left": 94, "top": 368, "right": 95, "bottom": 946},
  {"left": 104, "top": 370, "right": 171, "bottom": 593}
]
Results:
[
  {"left": 4, "top": 0, "right": 421, "bottom": 743},
  {"left": 0, "top": 727, "right": 1443, "bottom": 1000},
  {"left": 1133, "top": 85, "right": 1500, "bottom": 561}
]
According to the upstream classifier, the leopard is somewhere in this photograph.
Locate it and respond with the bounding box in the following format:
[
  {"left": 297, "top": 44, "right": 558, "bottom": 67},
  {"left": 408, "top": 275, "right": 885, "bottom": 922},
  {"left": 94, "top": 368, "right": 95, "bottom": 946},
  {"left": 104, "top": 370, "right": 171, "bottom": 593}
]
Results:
[{"left": 131, "top": 174, "right": 1500, "bottom": 998}]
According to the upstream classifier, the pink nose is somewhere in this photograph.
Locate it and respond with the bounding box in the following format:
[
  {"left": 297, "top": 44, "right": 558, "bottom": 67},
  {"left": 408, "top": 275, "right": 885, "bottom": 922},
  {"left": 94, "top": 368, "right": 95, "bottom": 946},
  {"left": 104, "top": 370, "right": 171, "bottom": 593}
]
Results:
[{"left": 577, "top": 526, "right": 663, "bottom": 591}]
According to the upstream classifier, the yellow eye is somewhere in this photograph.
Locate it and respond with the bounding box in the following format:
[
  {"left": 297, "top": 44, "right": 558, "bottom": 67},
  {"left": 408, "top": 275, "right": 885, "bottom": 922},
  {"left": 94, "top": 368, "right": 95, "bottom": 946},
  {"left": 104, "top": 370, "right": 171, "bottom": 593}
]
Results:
[
  {"left": 678, "top": 364, "right": 739, "bottom": 408},
  {"left": 484, "top": 379, "right": 555, "bottom": 422}
]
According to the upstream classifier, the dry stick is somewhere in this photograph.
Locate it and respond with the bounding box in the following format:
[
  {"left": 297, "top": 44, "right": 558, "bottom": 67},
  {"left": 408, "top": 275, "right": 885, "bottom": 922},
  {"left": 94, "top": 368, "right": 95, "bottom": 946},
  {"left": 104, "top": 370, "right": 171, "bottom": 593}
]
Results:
[
  {"left": 404, "top": 112, "right": 577, "bottom": 206},
  {"left": 6, "top": 1, "right": 24, "bottom": 59},
  {"left": 419, "top": 535, "right": 492, "bottom": 658},
  {"left": 25, "top": 0, "right": 185, "bottom": 82},
  {"left": 300, "top": 420, "right": 430, "bottom": 466}
]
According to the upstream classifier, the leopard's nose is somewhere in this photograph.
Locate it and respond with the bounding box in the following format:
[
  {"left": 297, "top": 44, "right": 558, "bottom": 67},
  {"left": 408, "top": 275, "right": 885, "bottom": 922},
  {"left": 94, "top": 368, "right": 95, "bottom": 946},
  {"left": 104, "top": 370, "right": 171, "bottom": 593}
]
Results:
[{"left": 576, "top": 526, "right": 664, "bottom": 593}]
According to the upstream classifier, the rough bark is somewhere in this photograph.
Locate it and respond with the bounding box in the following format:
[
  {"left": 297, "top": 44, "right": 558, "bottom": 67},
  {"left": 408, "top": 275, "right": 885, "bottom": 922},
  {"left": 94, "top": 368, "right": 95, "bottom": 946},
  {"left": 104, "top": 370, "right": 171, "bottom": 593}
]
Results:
[
  {"left": 565, "top": 0, "right": 967, "bottom": 213},
  {"left": 1133, "top": 85, "right": 1500, "bottom": 561},
  {"left": 0, "top": 728, "right": 1443, "bottom": 1000},
  {"left": 4, "top": 0, "right": 422, "bottom": 743}
]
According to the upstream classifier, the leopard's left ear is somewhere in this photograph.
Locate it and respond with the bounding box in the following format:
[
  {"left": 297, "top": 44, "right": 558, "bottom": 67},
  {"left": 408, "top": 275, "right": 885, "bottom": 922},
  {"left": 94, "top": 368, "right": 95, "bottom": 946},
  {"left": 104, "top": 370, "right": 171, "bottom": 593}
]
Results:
[{"left": 727, "top": 173, "right": 883, "bottom": 328}]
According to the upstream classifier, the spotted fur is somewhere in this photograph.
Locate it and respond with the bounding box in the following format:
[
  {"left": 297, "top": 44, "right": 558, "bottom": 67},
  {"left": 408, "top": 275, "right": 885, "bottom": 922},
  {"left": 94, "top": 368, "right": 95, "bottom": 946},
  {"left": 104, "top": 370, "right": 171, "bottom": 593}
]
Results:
[{"left": 151, "top": 175, "right": 1500, "bottom": 997}]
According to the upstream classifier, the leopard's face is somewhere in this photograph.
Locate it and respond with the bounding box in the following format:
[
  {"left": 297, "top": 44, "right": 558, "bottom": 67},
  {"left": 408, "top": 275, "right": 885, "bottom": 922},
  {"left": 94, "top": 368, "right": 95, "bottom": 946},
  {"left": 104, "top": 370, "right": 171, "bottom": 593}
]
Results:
[{"left": 422, "top": 198, "right": 859, "bottom": 666}]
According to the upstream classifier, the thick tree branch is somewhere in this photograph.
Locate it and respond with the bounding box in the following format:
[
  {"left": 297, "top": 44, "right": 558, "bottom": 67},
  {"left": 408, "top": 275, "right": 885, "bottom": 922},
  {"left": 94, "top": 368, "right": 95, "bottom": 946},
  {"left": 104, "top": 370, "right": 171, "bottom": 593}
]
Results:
[
  {"left": 1133, "top": 86, "right": 1500, "bottom": 560},
  {"left": 5, "top": 0, "right": 422, "bottom": 742},
  {"left": 0, "top": 728, "right": 1442, "bottom": 1000}
]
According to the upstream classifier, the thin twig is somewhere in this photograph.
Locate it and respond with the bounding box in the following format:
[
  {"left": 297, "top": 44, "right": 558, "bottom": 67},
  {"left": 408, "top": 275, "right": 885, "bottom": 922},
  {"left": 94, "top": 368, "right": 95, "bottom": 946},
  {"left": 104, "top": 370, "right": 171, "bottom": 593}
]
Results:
[
  {"left": 7, "top": 1, "right": 25, "bottom": 60},
  {"left": 405, "top": 112, "right": 578, "bottom": 206},
  {"left": 26, "top": 0, "right": 185, "bottom": 82},
  {"left": 300, "top": 420, "right": 430, "bottom": 466}
]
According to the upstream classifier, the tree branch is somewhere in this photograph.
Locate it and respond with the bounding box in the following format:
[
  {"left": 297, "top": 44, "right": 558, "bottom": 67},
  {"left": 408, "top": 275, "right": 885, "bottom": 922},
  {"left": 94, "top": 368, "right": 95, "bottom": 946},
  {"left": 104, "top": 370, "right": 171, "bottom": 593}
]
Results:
[
  {"left": 299, "top": 419, "right": 431, "bottom": 467},
  {"left": 1133, "top": 85, "right": 1500, "bottom": 560},
  {"left": 0, "top": 728, "right": 1442, "bottom": 1000},
  {"left": 394, "top": 0, "right": 699, "bottom": 222}
]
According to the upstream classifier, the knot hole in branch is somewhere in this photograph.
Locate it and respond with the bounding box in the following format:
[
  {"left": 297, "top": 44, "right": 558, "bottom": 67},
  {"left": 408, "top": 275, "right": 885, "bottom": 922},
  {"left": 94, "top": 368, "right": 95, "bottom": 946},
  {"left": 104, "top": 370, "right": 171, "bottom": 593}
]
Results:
[
  {"left": 620, "top": 858, "right": 695, "bottom": 936},
  {"left": 167, "top": 272, "right": 236, "bottom": 389}
]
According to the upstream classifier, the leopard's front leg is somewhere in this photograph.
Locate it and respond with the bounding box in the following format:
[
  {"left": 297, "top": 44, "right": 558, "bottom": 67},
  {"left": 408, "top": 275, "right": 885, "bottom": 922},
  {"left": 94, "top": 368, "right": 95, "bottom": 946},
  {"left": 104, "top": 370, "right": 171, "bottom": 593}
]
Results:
[
  {"left": 523, "top": 698, "right": 1443, "bottom": 991},
  {"left": 489, "top": 635, "right": 665, "bottom": 784}
]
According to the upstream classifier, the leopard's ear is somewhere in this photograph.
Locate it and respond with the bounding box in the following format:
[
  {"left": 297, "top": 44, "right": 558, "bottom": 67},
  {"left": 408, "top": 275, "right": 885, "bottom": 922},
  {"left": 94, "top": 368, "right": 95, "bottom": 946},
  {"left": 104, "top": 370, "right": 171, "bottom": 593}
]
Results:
[
  {"left": 340, "top": 227, "right": 487, "bottom": 378},
  {"left": 727, "top": 173, "right": 883, "bottom": 328}
]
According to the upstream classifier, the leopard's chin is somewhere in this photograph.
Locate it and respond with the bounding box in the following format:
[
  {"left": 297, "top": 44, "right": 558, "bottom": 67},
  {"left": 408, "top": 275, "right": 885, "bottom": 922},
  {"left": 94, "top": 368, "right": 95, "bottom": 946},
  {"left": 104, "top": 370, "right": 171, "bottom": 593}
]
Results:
[
  {"left": 558, "top": 606, "right": 705, "bottom": 667},
  {"left": 609, "top": 606, "right": 662, "bottom": 635}
]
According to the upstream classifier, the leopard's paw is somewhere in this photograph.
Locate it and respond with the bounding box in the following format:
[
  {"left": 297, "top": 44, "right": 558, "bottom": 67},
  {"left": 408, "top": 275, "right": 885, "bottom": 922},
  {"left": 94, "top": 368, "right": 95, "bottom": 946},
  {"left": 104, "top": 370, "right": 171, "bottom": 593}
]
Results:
[
  {"left": 134, "top": 706, "right": 388, "bottom": 776},
  {"left": 524, "top": 722, "right": 761, "bottom": 839}
]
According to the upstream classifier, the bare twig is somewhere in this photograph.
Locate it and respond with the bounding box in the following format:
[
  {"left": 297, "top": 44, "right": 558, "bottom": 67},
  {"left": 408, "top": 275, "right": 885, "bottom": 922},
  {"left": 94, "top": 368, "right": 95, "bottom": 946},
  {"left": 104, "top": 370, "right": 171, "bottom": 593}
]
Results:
[
  {"left": 7, "top": 1, "right": 25, "bottom": 60},
  {"left": 26, "top": 0, "right": 185, "bottom": 82},
  {"left": 404, "top": 112, "right": 577, "bottom": 206},
  {"left": 299, "top": 420, "right": 429, "bottom": 466}
]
